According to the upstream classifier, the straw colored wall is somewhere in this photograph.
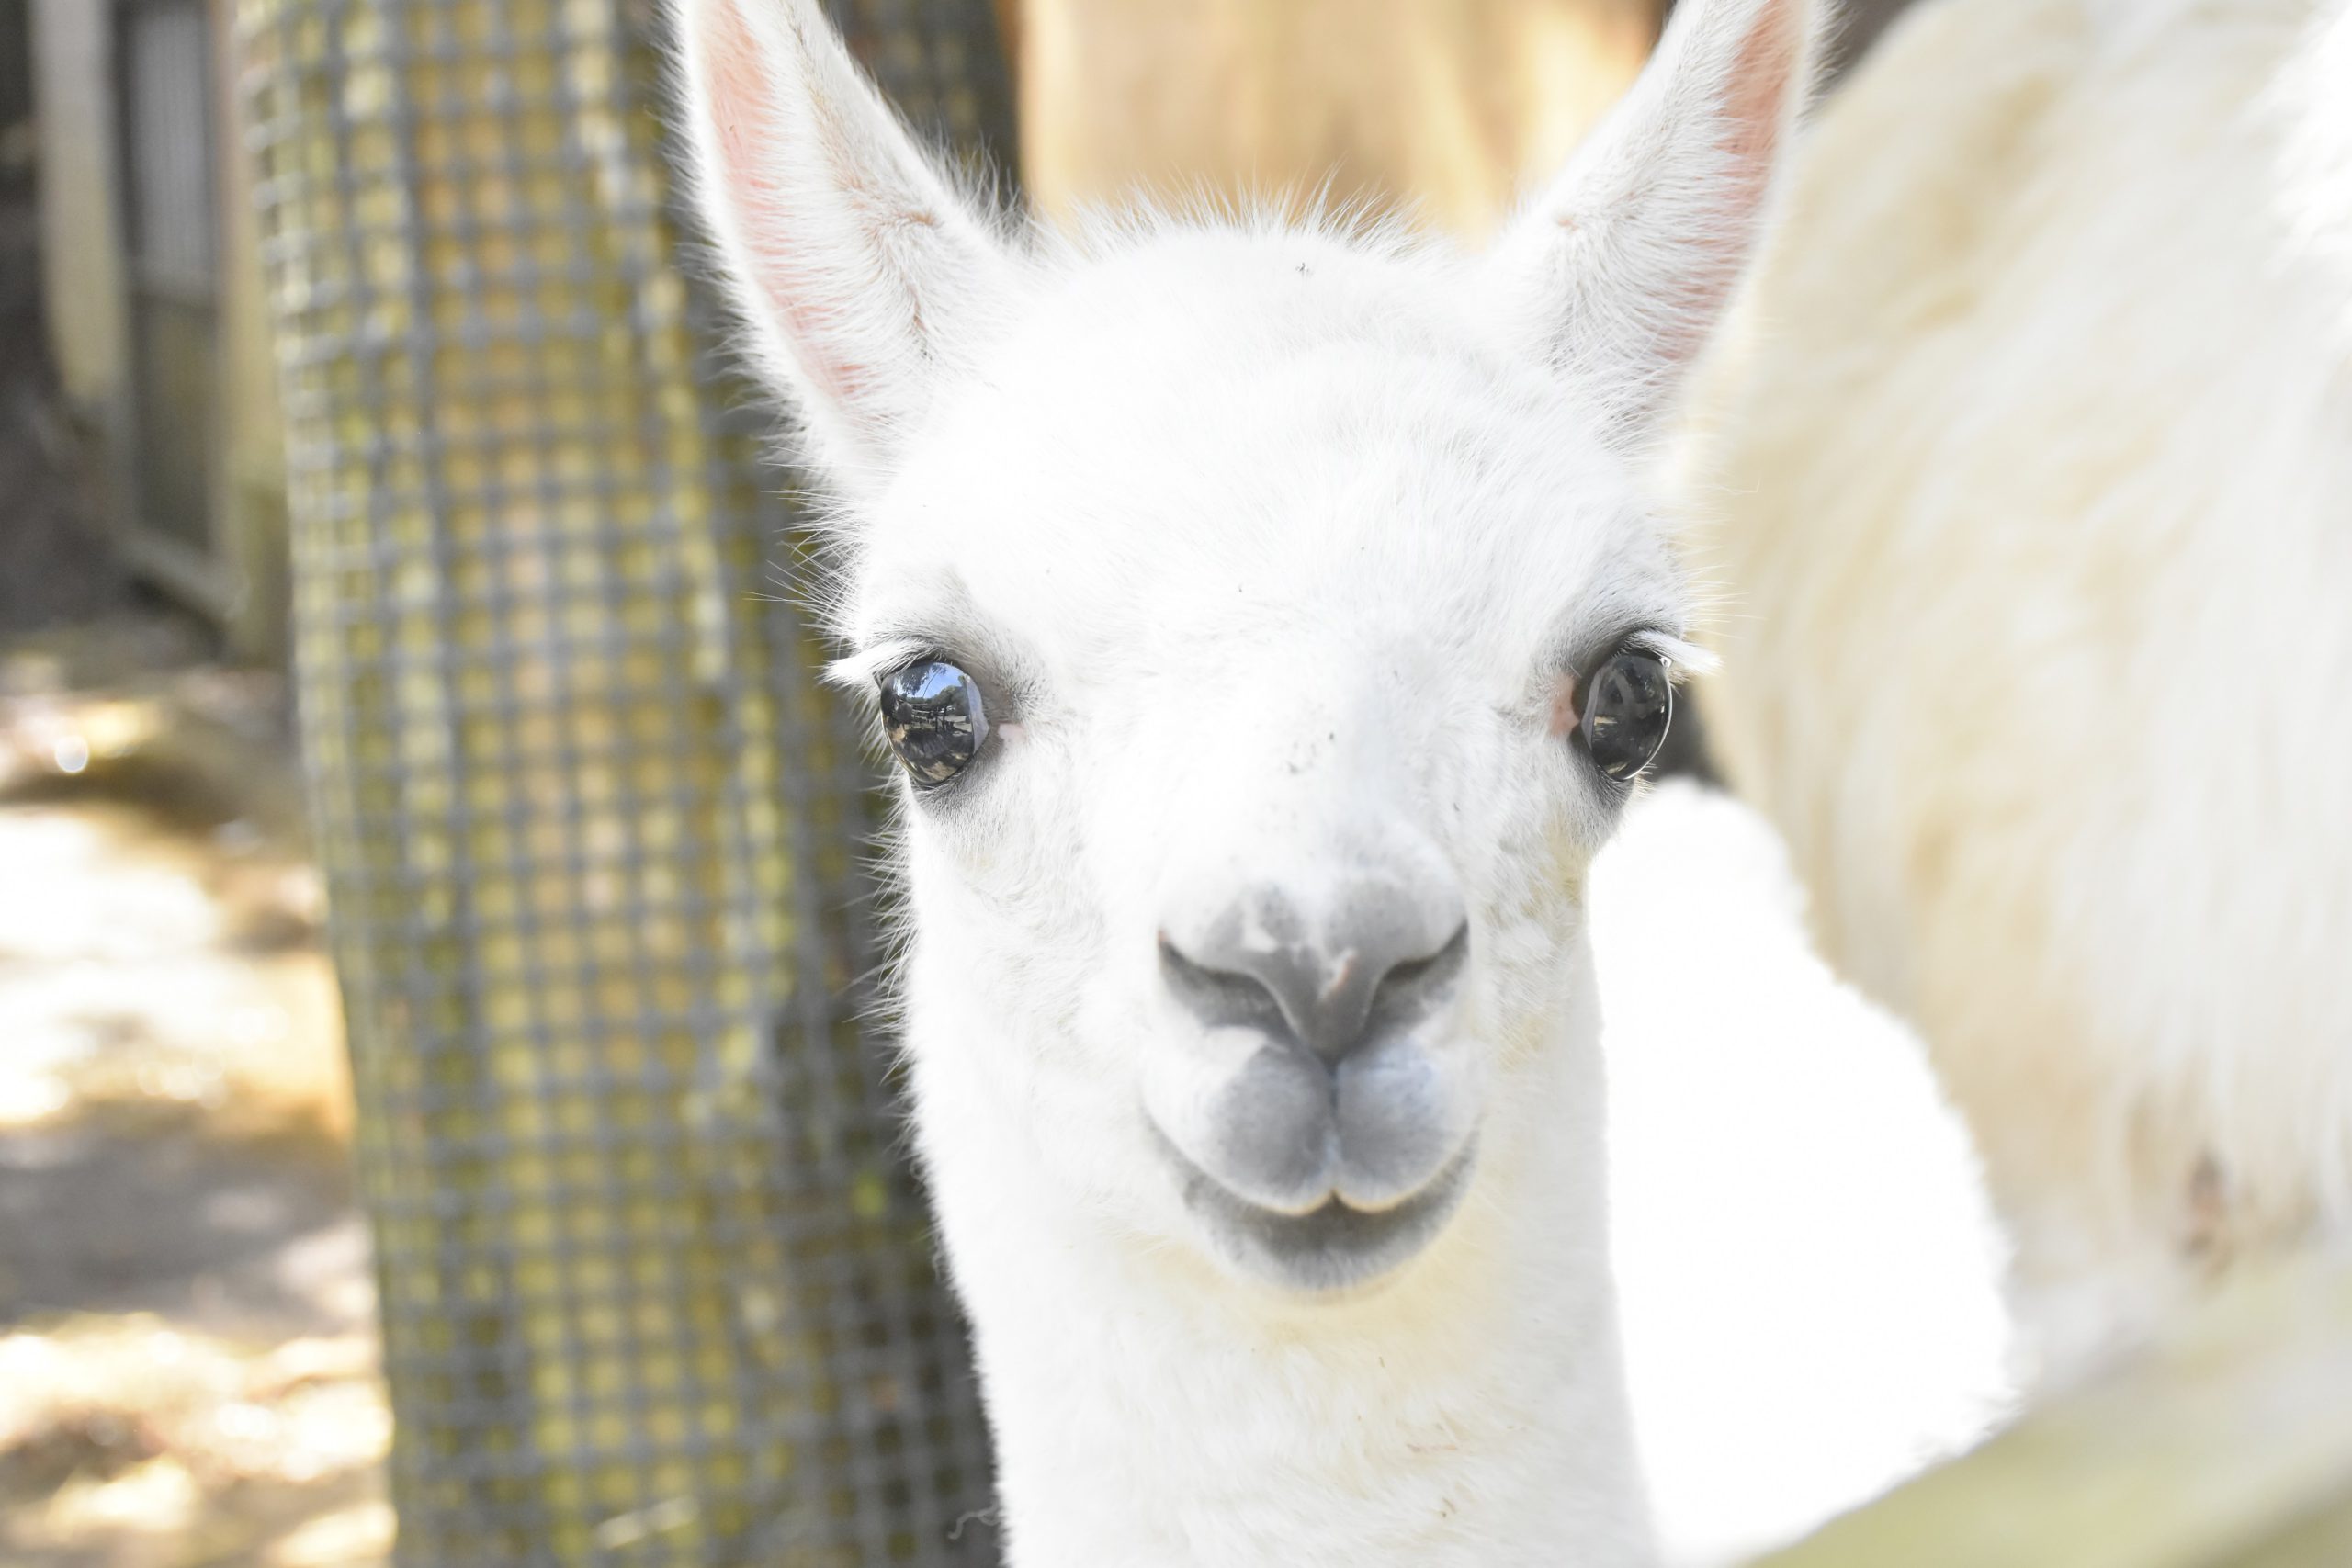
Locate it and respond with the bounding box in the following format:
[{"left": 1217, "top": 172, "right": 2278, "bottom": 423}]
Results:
[{"left": 1015, "top": 0, "right": 1665, "bottom": 236}]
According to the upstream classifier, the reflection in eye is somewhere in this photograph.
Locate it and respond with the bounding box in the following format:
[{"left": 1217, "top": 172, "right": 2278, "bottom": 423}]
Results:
[
  {"left": 879, "top": 660, "right": 990, "bottom": 788},
  {"left": 1580, "top": 651, "right": 1673, "bottom": 781}
]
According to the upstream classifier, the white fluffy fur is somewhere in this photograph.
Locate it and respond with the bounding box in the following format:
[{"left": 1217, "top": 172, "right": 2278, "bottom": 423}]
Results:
[
  {"left": 672, "top": 0, "right": 2012, "bottom": 1561},
  {"left": 1679, "top": 0, "right": 2352, "bottom": 1377}
]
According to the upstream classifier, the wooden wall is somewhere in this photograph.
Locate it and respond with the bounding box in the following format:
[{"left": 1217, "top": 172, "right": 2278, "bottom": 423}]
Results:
[{"left": 1012, "top": 0, "right": 1667, "bottom": 237}]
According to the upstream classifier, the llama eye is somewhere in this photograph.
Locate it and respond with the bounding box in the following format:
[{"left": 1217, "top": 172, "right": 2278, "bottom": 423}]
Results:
[
  {"left": 878, "top": 659, "right": 990, "bottom": 789},
  {"left": 1578, "top": 650, "right": 1673, "bottom": 782}
]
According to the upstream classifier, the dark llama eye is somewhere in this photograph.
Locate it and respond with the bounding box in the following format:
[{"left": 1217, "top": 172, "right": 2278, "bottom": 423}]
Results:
[
  {"left": 1579, "top": 650, "right": 1673, "bottom": 781},
  {"left": 878, "top": 660, "right": 990, "bottom": 788}
]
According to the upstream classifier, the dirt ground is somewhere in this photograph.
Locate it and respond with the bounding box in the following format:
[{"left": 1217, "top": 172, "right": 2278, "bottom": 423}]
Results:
[{"left": 0, "top": 630, "right": 392, "bottom": 1568}]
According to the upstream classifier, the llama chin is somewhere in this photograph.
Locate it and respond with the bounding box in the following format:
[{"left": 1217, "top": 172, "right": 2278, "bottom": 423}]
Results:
[{"left": 672, "top": 0, "right": 2015, "bottom": 1562}]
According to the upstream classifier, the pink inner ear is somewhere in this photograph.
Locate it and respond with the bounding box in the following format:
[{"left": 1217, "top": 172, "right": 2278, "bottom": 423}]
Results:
[
  {"left": 1649, "top": 0, "right": 1806, "bottom": 373},
  {"left": 703, "top": 1, "right": 866, "bottom": 406},
  {"left": 1719, "top": 0, "right": 1803, "bottom": 180}
]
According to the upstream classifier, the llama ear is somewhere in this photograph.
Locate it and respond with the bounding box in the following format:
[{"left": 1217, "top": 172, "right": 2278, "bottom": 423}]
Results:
[
  {"left": 671, "top": 0, "right": 1018, "bottom": 485},
  {"left": 1487, "top": 0, "right": 1821, "bottom": 435}
]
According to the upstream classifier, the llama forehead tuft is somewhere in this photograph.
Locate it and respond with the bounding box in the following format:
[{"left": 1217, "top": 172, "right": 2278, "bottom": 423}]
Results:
[{"left": 845, "top": 217, "right": 1686, "bottom": 692}]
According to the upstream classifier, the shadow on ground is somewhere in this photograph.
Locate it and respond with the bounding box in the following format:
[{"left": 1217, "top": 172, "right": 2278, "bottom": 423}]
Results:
[{"left": 0, "top": 635, "right": 391, "bottom": 1568}]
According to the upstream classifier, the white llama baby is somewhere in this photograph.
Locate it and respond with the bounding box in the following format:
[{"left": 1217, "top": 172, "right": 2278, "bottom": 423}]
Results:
[
  {"left": 1679, "top": 0, "right": 2352, "bottom": 1377},
  {"left": 673, "top": 0, "right": 2012, "bottom": 1561}
]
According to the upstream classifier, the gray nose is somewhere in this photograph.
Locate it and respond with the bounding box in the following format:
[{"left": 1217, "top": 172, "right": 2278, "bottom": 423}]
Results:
[{"left": 1160, "top": 886, "right": 1468, "bottom": 1065}]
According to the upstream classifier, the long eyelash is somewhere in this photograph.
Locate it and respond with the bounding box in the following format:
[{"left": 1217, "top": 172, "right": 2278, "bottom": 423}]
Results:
[
  {"left": 825, "top": 637, "right": 935, "bottom": 692},
  {"left": 1626, "top": 630, "right": 1716, "bottom": 679}
]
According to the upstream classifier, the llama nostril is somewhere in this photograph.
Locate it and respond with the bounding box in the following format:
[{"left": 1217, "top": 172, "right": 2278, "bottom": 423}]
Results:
[
  {"left": 1363, "top": 920, "right": 1469, "bottom": 1039},
  {"left": 1159, "top": 897, "right": 1469, "bottom": 1066},
  {"left": 1159, "top": 935, "right": 1293, "bottom": 1037}
]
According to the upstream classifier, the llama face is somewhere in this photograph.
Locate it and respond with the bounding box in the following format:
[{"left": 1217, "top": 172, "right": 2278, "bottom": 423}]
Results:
[
  {"left": 674, "top": 0, "right": 1814, "bottom": 1296},
  {"left": 833, "top": 231, "right": 1694, "bottom": 1291}
]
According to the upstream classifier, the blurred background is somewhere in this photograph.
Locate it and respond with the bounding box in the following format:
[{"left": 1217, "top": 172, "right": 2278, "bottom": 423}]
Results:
[
  {"left": 0, "top": 2, "right": 2313, "bottom": 1567},
  {"left": 7, "top": 1, "right": 381, "bottom": 1562}
]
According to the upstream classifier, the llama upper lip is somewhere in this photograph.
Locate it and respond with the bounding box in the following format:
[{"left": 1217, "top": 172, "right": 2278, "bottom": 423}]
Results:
[{"left": 1151, "top": 1122, "right": 1479, "bottom": 1292}]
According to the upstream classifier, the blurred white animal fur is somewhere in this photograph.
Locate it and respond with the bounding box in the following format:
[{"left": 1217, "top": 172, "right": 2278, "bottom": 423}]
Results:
[
  {"left": 1680, "top": 0, "right": 2352, "bottom": 1378},
  {"left": 673, "top": 0, "right": 2011, "bottom": 1561}
]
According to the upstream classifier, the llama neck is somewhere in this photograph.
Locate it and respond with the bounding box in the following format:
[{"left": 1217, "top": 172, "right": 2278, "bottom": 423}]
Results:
[{"left": 907, "top": 944, "right": 1654, "bottom": 1568}]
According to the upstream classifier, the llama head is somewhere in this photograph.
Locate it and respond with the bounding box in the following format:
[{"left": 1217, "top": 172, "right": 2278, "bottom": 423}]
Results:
[{"left": 675, "top": 0, "right": 1816, "bottom": 1297}]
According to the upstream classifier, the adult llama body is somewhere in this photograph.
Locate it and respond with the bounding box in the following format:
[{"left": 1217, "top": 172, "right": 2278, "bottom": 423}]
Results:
[{"left": 1680, "top": 0, "right": 2352, "bottom": 1379}]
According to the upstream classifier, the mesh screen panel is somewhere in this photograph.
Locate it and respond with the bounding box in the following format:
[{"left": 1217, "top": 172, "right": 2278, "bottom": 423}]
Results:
[{"left": 239, "top": 1, "right": 1014, "bottom": 1561}]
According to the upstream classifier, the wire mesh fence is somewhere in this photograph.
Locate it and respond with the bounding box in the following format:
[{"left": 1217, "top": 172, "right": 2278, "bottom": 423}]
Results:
[{"left": 239, "top": 0, "right": 1014, "bottom": 1562}]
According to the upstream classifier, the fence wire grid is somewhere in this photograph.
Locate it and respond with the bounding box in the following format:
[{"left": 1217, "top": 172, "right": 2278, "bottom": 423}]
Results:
[{"left": 241, "top": 0, "right": 1016, "bottom": 1562}]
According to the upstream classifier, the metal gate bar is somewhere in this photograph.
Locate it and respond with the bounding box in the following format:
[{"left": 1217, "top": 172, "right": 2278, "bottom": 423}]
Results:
[{"left": 119, "top": 0, "right": 226, "bottom": 585}]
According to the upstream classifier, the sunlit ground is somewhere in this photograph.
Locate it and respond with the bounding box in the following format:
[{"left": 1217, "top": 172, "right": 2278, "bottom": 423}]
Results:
[{"left": 0, "top": 639, "right": 392, "bottom": 1568}]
